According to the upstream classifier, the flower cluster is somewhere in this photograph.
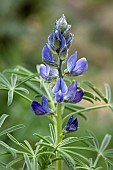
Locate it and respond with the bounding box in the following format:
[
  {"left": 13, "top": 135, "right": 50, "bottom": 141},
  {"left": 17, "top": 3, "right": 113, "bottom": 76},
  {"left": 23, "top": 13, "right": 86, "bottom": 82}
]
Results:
[{"left": 31, "top": 15, "right": 88, "bottom": 132}]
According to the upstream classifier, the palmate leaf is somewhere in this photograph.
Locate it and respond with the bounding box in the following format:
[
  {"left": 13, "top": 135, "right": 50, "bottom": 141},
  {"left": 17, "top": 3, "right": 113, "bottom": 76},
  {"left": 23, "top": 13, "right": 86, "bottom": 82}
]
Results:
[
  {"left": 83, "top": 80, "right": 108, "bottom": 103},
  {"left": 0, "top": 114, "right": 8, "bottom": 128}
]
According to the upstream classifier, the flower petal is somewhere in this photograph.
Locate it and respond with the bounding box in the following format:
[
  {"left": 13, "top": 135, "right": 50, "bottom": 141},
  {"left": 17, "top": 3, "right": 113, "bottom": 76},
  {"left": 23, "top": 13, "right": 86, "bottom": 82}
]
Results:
[
  {"left": 66, "top": 117, "right": 78, "bottom": 131},
  {"left": 67, "top": 52, "right": 77, "bottom": 72},
  {"left": 31, "top": 101, "right": 46, "bottom": 115},
  {"left": 72, "top": 58, "right": 88, "bottom": 75},
  {"left": 60, "top": 78, "right": 68, "bottom": 94},
  {"left": 40, "top": 64, "right": 50, "bottom": 80},
  {"left": 48, "top": 31, "right": 55, "bottom": 48},
  {"left": 42, "top": 95, "right": 49, "bottom": 112},
  {"left": 60, "top": 35, "right": 66, "bottom": 52},
  {"left": 42, "top": 44, "right": 56, "bottom": 64},
  {"left": 49, "top": 68, "right": 58, "bottom": 78},
  {"left": 52, "top": 78, "right": 61, "bottom": 93},
  {"left": 66, "top": 115, "right": 74, "bottom": 127},
  {"left": 55, "top": 90, "right": 64, "bottom": 103},
  {"left": 73, "top": 90, "right": 84, "bottom": 103},
  {"left": 70, "top": 118, "right": 78, "bottom": 131},
  {"left": 66, "top": 82, "right": 77, "bottom": 101}
]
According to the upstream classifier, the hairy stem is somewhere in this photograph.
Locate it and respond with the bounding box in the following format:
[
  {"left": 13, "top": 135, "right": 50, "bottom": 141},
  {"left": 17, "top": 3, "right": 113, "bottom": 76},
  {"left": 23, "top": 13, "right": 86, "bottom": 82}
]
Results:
[{"left": 56, "top": 103, "right": 63, "bottom": 170}]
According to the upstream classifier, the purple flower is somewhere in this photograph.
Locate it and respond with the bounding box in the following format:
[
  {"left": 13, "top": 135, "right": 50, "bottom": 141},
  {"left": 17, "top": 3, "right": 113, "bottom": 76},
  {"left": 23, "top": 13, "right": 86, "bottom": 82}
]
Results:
[
  {"left": 40, "top": 64, "right": 58, "bottom": 80},
  {"left": 65, "top": 82, "right": 84, "bottom": 103},
  {"left": 65, "top": 115, "right": 78, "bottom": 132},
  {"left": 42, "top": 44, "right": 56, "bottom": 65},
  {"left": 66, "top": 51, "right": 88, "bottom": 76},
  {"left": 52, "top": 78, "right": 67, "bottom": 102},
  {"left": 31, "top": 95, "right": 51, "bottom": 115}
]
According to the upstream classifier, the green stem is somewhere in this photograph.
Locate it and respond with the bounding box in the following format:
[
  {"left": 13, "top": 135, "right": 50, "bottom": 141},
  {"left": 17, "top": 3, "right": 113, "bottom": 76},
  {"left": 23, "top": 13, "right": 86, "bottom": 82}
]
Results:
[
  {"left": 93, "top": 154, "right": 100, "bottom": 168},
  {"left": 43, "top": 83, "right": 55, "bottom": 111},
  {"left": 56, "top": 103, "right": 63, "bottom": 170},
  {"left": 63, "top": 104, "right": 109, "bottom": 124}
]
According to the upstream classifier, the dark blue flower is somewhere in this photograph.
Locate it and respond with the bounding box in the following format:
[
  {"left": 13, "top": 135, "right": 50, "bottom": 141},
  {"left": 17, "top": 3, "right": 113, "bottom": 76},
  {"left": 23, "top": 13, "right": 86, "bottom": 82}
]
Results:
[
  {"left": 52, "top": 78, "right": 67, "bottom": 102},
  {"left": 31, "top": 95, "right": 51, "bottom": 115},
  {"left": 40, "top": 64, "right": 58, "bottom": 80},
  {"left": 42, "top": 44, "right": 56, "bottom": 65},
  {"left": 65, "top": 82, "right": 84, "bottom": 103},
  {"left": 66, "top": 51, "right": 88, "bottom": 76},
  {"left": 65, "top": 115, "right": 78, "bottom": 132}
]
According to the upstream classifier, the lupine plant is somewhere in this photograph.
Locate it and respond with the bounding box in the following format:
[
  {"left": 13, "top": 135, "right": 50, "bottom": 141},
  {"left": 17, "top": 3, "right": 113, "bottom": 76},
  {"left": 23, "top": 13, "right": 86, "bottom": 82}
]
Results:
[{"left": 0, "top": 15, "right": 113, "bottom": 170}]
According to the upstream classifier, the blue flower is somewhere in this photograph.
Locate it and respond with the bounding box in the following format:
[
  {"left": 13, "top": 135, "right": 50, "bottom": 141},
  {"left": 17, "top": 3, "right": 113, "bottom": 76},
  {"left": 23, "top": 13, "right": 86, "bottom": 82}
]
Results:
[
  {"left": 40, "top": 64, "right": 58, "bottom": 80},
  {"left": 65, "top": 115, "right": 78, "bottom": 132},
  {"left": 42, "top": 44, "right": 56, "bottom": 65},
  {"left": 66, "top": 51, "right": 88, "bottom": 76},
  {"left": 52, "top": 78, "right": 67, "bottom": 102},
  {"left": 65, "top": 82, "right": 84, "bottom": 103},
  {"left": 31, "top": 95, "right": 51, "bottom": 115},
  {"left": 65, "top": 116, "right": 78, "bottom": 132}
]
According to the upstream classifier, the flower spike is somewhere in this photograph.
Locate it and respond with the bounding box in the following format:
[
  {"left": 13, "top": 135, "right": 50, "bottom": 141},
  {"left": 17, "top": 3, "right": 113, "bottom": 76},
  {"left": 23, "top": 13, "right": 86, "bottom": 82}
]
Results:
[
  {"left": 65, "top": 115, "right": 78, "bottom": 132},
  {"left": 31, "top": 95, "right": 51, "bottom": 115}
]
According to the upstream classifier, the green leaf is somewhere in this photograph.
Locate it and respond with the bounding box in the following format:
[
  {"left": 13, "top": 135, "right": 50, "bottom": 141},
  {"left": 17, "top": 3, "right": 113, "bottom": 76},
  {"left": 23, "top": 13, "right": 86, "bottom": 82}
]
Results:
[
  {"left": 0, "top": 124, "right": 25, "bottom": 137},
  {"left": 16, "top": 74, "right": 39, "bottom": 87},
  {"left": 33, "top": 133, "right": 51, "bottom": 144},
  {"left": 7, "top": 134, "right": 31, "bottom": 153},
  {"left": 58, "top": 136, "right": 92, "bottom": 148},
  {"left": 0, "top": 114, "right": 8, "bottom": 128},
  {"left": 105, "top": 84, "right": 111, "bottom": 103},
  {"left": 11, "top": 74, "right": 17, "bottom": 88},
  {"left": 83, "top": 96, "right": 94, "bottom": 103},
  {"left": 24, "top": 140, "right": 34, "bottom": 155},
  {"left": 24, "top": 153, "right": 32, "bottom": 170},
  {"left": 0, "top": 140, "right": 16, "bottom": 158},
  {"left": 15, "top": 87, "right": 29, "bottom": 94},
  {"left": 8, "top": 90, "right": 14, "bottom": 106},
  {"left": 87, "top": 131, "right": 100, "bottom": 151},
  {"left": 100, "top": 134, "right": 111, "bottom": 152},
  {"left": 60, "top": 150, "right": 76, "bottom": 170},
  {"left": 109, "top": 104, "right": 113, "bottom": 112},
  {"left": 83, "top": 80, "right": 108, "bottom": 103},
  {"left": 6, "top": 157, "right": 23, "bottom": 169},
  {"left": 84, "top": 91, "right": 101, "bottom": 101},
  {"left": 0, "top": 73, "right": 11, "bottom": 88},
  {"left": 49, "top": 124, "right": 56, "bottom": 145}
]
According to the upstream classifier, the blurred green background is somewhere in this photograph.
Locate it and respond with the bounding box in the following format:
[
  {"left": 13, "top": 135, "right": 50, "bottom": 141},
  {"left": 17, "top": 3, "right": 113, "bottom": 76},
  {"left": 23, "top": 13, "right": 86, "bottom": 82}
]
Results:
[{"left": 0, "top": 0, "right": 113, "bottom": 168}]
